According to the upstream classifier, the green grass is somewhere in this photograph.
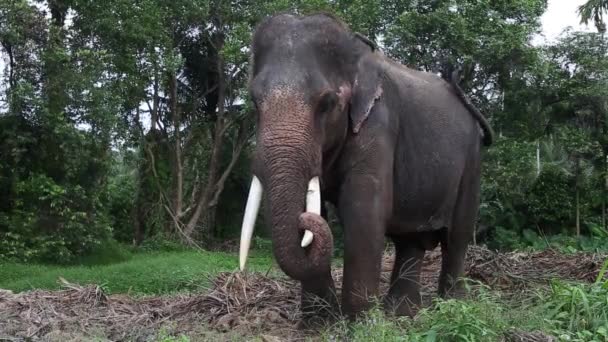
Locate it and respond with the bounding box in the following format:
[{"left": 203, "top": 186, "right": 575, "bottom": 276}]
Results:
[
  {"left": 323, "top": 271, "right": 608, "bottom": 342},
  {"left": 323, "top": 285, "right": 549, "bottom": 342},
  {"left": 538, "top": 259, "right": 608, "bottom": 341},
  {"left": 0, "top": 248, "right": 274, "bottom": 295},
  {"left": 3, "top": 240, "right": 608, "bottom": 341}
]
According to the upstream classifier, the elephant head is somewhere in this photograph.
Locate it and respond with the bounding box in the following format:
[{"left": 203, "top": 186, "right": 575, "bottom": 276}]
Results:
[{"left": 239, "top": 14, "right": 380, "bottom": 281}]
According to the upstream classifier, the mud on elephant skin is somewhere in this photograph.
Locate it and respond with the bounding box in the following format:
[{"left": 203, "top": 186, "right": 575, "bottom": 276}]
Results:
[{"left": 238, "top": 13, "right": 493, "bottom": 320}]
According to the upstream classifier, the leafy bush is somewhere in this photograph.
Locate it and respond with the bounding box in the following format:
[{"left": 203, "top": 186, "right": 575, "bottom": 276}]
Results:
[
  {"left": 486, "top": 227, "right": 529, "bottom": 251},
  {"left": 480, "top": 135, "right": 604, "bottom": 247},
  {"left": 76, "top": 239, "right": 133, "bottom": 265},
  {"left": 105, "top": 153, "right": 137, "bottom": 243},
  {"left": 139, "top": 234, "right": 190, "bottom": 252},
  {"left": 526, "top": 164, "right": 574, "bottom": 232},
  {"left": 542, "top": 260, "right": 608, "bottom": 341},
  {"left": 480, "top": 138, "right": 537, "bottom": 234},
  {"left": 0, "top": 112, "right": 114, "bottom": 263},
  {"left": 0, "top": 174, "right": 111, "bottom": 263},
  {"left": 488, "top": 227, "right": 608, "bottom": 253}
]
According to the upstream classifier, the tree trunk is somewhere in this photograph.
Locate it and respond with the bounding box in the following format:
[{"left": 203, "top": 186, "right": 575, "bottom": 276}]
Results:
[
  {"left": 183, "top": 116, "right": 225, "bottom": 237},
  {"left": 151, "top": 75, "right": 159, "bottom": 130},
  {"left": 575, "top": 157, "right": 581, "bottom": 237},
  {"left": 169, "top": 71, "right": 183, "bottom": 219},
  {"left": 7, "top": 45, "right": 14, "bottom": 89},
  {"left": 536, "top": 141, "right": 541, "bottom": 176},
  {"left": 203, "top": 208, "right": 217, "bottom": 245},
  {"left": 602, "top": 149, "right": 608, "bottom": 231},
  {"left": 183, "top": 37, "right": 227, "bottom": 240},
  {"left": 3, "top": 43, "right": 16, "bottom": 113},
  {"left": 576, "top": 186, "right": 580, "bottom": 237},
  {"left": 45, "top": 1, "right": 69, "bottom": 117}
]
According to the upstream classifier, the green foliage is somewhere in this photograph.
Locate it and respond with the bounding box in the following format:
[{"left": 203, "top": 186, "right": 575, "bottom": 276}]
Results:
[
  {"left": 75, "top": 239, "right": 134, "bottom": 266},
  {"left": 139, "top": 234, "right": 191, "bottom": 252},
  {"left": 481, "top": 138, "right": 537, "bottom": 233},
  {"left": 156, "top": 328, "right": 191, "bottom": 342},
  {"left": 541, "top": 262, "right": 608, "bottom": 341},
  {"left": 578, "top": 0, "right": 608, "bottom": 33},
  {"left": 489, "top": 227, "right": 608, "bottom": 252},
  {"left": 326, "top": 277, "right": 608, "bottom": 341},
  {"left": 410, "top": 299, "right": 505, "bottom": 341},
  {"left": 0, "top": 0, "right": 122, "bottom": 262},
  {"left": 325, "top": 286, "right": 548, "bottom": 342},
  {"left": 0, "top": 0, "right": 607, "bottom": 258},
  {"left": 0, "top": 173, "right": 111, "bottom": 263},
  {"left": 105, "top": 151, "right": 138, "bottom": 243},
  {"left": 385, "top": 0, "right": 546, "bottom": 114},
  {"left": 487, "top": 226, "right": 529, "bottom": 251},
  {"left": 326, "top": 306, "right": 410, "bottom": 341},
  {"left": 527, "top": 164, "right": 574, "bottom": 230},
  {"left": 481, "top": 130, "right": 605, "bottom": 243}
]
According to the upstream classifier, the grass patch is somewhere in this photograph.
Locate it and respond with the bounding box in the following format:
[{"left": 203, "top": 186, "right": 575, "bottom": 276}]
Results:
[
  {"left": 324, "top": 285, "right": 550, "bottom": 341},
  {"left": 3, "top": 242, "right": 607, "bottom": 341},
  {"left": 540, "top": 259, "right": 608, "bottom": 341},
  {"left": 74, "top": 239, "right": 135, "bottom": 266},
  {"left": 0, "top": 248, "right": 274, "bottom": 295},
  {"left": 324, "top": 274, "right": 608, "bottom": 342}
]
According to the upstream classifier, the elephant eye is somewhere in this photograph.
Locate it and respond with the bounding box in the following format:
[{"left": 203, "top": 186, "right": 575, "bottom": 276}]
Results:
[{"left": 317, "top": 91, "right": 338, "bottom": 114}]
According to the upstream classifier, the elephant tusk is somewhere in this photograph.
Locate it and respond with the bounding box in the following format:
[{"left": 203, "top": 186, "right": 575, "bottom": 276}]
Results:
[
  {"left": 239, "top": 176, "right": 263, "bottom": 271},
  {"left": 302, "top": 177, "right": 321, "bottom": 247},
  {"left": 301, "top": 230, "right": 314, "bottom": 247},
  {"left": 306, "top": 177, "right": 321, "bottom": 215}
]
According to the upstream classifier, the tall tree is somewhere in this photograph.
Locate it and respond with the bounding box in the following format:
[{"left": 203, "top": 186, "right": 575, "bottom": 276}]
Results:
[
  {"left": 383, "top": 0, "right": 548, "bottom": 129},
  {"left": 579, "top": 0, "right": 608, "bottom": 33}
]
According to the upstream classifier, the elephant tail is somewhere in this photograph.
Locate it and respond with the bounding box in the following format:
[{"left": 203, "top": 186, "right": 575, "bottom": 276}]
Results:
[{"left": 448, "top": 71, "right": 494, "bottom": 147}]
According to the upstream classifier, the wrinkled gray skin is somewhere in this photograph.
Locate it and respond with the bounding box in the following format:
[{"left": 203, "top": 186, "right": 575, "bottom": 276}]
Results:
[{"left": 248, "top": 13, "right": 493, "bottom": 320}]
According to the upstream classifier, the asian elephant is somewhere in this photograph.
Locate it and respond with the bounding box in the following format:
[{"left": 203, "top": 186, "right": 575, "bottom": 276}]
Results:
[{"left": 238, "top": 13, "right": 493, "bottom": 320}]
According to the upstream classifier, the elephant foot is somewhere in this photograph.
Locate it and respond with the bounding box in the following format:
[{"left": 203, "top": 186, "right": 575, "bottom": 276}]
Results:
[
  {"left": 298, "top": 275, "right": 339, "bottom": 329},
  {"left": 438, "top": 275, "right": 467, "bottom": 299},
  {"left": 298, "top": 295, "right": 339, "bottom": 330},
  {"left": 383, "top": 295, "right": 420, "bottom": 317},
  {"left": 297, "top": 312, "right": 336, "bottom": 331}
]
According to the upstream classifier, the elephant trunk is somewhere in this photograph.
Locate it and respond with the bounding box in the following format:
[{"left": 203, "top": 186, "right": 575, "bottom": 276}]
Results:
[
  {"left": 238, "top": 145, "right": 334, "bottom": 280},
  {"left": 239, "top": 89, "right": 333, "bottom": 280},
  {"left": 263, "top": 153, "right": 333, "bottom": 280}
]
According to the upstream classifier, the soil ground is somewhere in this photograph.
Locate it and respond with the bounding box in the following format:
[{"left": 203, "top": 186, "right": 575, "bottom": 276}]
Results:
[{"left": 1, "top": 246, "right": 605, "bottom": 341}]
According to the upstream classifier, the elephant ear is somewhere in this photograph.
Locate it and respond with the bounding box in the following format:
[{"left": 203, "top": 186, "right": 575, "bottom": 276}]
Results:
[{"left": 349, "top": 57, "right": 383, "bottom": 134}]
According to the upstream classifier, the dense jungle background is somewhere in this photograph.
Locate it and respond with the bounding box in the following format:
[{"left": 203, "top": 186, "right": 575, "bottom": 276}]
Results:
[
  {"left": 2, "top": 0, "right": 608, "bottom": 261},
  {"left": 1, "top": 0, "right": 608, "bottom": 341}
]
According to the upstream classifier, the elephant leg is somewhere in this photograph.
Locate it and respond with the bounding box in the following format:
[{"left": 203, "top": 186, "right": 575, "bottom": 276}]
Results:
[
  {"left": 339, "top": 174, "right": 391, "bottom": 318},
  {"left": 438, "top": 165, "right": 480, "bottom": 298},
  {"left": 299, "top": 271, "right": 338, "bottom": 327},
  {"left": 438, "top": 232, "right": 469, "bottom": 298},
  {"left": 384, "top": 238, "right": 425, "bottom": 316}
]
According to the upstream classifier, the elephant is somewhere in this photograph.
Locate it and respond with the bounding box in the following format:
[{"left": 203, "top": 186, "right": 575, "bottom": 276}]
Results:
[{"left": 238, "top": 13, "right": 493, "bottom": 320}]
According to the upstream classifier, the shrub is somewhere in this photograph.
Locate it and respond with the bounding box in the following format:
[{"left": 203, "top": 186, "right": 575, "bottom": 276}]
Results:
[
  {"left": 139, "top": 234, "right": 189, "bottom": 252},
  {"left": 0, "top": 174, "right": 111, "bottom": 263},
  {"left": 488, "top": 227, "right": 608, "bottom": 253},
  {"left": 542, "top": 260, "right": 608, "bottom": 341},
  {"left": 105, "top": 157, "right": 137, "bottom": 243},
  {"left": 526, "top": 164, "right": 574, "bottom": 232}
]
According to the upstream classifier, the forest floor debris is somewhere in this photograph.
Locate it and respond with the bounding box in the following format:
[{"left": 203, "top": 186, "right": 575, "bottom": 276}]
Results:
[{"left": 1, "top": 245, "right": 605, "bottom": 341}]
